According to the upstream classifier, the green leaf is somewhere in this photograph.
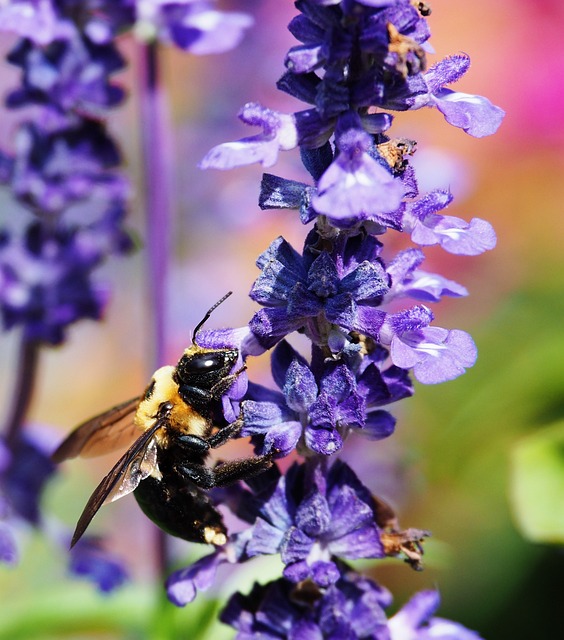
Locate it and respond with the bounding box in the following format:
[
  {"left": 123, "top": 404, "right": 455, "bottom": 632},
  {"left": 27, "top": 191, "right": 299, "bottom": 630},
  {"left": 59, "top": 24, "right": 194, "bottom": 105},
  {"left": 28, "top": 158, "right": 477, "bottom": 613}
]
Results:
[{"left": 510, "top": 420, "right": 564, "bottom": 544}]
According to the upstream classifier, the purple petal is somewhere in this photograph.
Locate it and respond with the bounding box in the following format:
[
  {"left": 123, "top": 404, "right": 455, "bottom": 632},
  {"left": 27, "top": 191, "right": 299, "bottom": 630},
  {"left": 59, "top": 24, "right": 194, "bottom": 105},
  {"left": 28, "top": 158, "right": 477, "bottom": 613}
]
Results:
[
  {"left": 424, "top": 54, "right": 471, "bottom": 92},
  {"left": 304, "top": 425, "right": 343, "bottom": 455},
  {"left": 283, "top": 359, "right": 318, "bottom": 412},
  {"left": 280, "top": 527, "right": 313, "bottom": 565},
  {"left": 361, "top": 410, "right": 396, "bottom": 440},
  {"left": 69, "top": 537, "right": 128, "bottom": 593},
  {"left": 200, "top": 103, "right": 297, "bottom": 169},
  {"left": 0, "top": 524, "right": 17, "bottom": 566},
  {"left": 271, "top": 340, "right": 308, "bottom": 390},
  {"left": 312, "top": 152, "right": 404, "bottom": 226},
  {"left": 433, "top": 89, "right": 505, "bottom": 138},
  {"left": 307, "top": 252, "right": 340, "bottom": 297},
  {"left": 326, "top": 485, "right": 374, "bottom": 539},
  {"left": 431, "top": 215, "right": 497, "bottom": 255},
  {"left": 166, "top": 549, "right": 225, "bottom": 606},
  {"left": 391, "top": 326, "right": 478, "bottom": 384},
  {"left": 249, "top": 307, "right": 305, "bottom": 348},
  {"left": 247, "top": 519, "right": 286, "bottom": 557},
  {"left": 295, "top": 492, "right": 331, "bottom": 538},
  {"left": 340, "top": 260, "right": 389, "bottom": 302},
  {"left": 329, "top": 524, "right": 384, "bottom": 560},
  {"left": 168, "top": 10, "right": 252, "bottom": 56},
  {"left": 286, "top": 44, "right": 324, "bottom": 73},
  {"left": 351, "top": 305, "right": 387, "bottom": 339},
  {"left": 389, "top": 590, "right": 485, "bottom": 639},
  {"left": 310, "top": 560, "right": 340, "bottom": 587},
  {"left": 262, "top": 420, "right": 303, "bottom": 456},
  {"left": 259, "top": 475, "right": 295, "bottom": 530}
]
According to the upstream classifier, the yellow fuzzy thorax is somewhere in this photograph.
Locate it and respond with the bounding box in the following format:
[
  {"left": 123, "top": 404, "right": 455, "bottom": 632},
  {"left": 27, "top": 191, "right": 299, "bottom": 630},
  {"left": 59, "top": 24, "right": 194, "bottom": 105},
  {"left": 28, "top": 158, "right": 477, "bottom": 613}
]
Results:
[{"left": 133, "top": 365, "right": 209, "bottom": 445}]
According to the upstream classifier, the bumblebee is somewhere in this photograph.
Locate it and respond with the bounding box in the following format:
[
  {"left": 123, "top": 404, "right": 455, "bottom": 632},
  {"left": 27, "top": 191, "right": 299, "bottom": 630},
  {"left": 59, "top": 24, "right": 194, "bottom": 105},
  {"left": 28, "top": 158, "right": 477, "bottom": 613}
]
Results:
[{"left": 52, "top": 293, "right": 273, "bottom": 548}]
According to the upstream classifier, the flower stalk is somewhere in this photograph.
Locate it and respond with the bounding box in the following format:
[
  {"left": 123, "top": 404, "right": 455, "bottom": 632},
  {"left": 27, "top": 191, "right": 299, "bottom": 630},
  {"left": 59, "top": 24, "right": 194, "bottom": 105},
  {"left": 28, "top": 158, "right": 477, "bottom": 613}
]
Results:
[
  {"left": 3, "top": 336, "right": 40, "bottom": 446},
  {"left": 139, "top": 39, "right": 172, "bottom": 370}
]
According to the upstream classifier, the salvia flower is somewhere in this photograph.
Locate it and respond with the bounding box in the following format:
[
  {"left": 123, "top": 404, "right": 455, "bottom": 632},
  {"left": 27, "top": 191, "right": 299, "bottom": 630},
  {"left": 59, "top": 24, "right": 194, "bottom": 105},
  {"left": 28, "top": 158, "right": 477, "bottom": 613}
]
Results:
[
  {"left": 406, "top": 54, "right": 506, "bottom": 138},
  {"left": 221, "top": 572, "right": 391, "bottom": 640},
  {"left": 249, "top": 230, "right": 390, "bottom": 350},
  {"left": 221, "top": 573, "right": 483, "bottom": 640},
  {"left": 311, "top": 116, "right": 405, "bottom": 229},
  {"left": 200, "top": 103, "right": 298, "bottom": 170},
  {"left": 242, "top": 340, "right": 402, "bottom": 456},
  {"left": 402, "top": 189, "right": 497, "bottom": 256},
  {"left": 244, "top": 460, "right": 385, "bottom": 585}
]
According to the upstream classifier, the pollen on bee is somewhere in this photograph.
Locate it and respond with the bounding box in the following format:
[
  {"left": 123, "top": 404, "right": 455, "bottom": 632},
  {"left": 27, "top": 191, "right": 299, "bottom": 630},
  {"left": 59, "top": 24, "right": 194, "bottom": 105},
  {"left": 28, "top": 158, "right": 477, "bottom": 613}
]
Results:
[{"left": 204, "top": 526, "right": 227, "bottom": 546}]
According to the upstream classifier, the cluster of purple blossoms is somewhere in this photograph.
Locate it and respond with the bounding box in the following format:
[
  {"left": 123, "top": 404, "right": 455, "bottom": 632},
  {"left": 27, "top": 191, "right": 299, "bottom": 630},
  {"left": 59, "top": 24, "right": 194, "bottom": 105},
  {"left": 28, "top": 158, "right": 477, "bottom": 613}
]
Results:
[
  {"left": 169, "top": 0, "right": 503, "bottom": 637},
  {"left": 0, "top": 0, "right": 252, "bottom": 593}
]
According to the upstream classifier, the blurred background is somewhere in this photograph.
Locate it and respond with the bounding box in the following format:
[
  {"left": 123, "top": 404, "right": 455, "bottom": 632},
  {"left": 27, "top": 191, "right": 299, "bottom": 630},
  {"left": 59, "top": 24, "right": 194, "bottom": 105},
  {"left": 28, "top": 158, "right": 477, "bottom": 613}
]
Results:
[{"left": 0, "top": 0, "right": 563, "bottom": 637}]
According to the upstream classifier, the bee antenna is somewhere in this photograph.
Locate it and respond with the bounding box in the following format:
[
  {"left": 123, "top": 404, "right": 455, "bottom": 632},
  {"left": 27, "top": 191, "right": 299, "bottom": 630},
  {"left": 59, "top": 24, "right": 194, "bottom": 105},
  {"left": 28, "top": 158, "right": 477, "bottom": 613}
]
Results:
[{"left": 193, "top": 291, "right": 233, "bottom": 343}]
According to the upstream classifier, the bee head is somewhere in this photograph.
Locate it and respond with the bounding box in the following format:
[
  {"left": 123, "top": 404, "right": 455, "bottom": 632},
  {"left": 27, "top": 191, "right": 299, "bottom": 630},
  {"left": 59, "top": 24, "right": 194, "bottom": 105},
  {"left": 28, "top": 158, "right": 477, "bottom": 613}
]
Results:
[
  {"left": 174, "top": 346, "right": 240, "bottom": 415},
  {"left": 175, "top": 347, "right": 239, "bottom": 389}
]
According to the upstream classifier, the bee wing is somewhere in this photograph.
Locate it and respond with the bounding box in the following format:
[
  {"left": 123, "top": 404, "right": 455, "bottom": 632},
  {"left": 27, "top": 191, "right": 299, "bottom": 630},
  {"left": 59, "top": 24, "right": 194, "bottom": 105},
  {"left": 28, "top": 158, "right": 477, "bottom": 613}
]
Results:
[
  {"left": 52, "top": 396, "right": 143, "bottom": 463},
  {"left": 70, "top": 419, "right": 163, "bottom": 548}
]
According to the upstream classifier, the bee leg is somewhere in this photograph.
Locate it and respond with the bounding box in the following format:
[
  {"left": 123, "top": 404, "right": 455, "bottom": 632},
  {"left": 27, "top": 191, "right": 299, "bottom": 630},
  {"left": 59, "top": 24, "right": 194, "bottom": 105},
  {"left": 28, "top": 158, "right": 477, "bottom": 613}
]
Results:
[
  {"left": 209, "top": 365, "right": 247, "bottom": 401},
  {"left": 209, "top": 454, "right": 275, "bottom": 488},
  {"left": 176, "top": 462, "right": 216, "bottom": 489},
  {"left": 175, "top": 433, "right": 210, "bottom": 452},
  {"left": 206, "top": 418, "right": 243, "bottom": 449},
  {"left": 177, "top": 453, "right": 274, "bottom": 489}
]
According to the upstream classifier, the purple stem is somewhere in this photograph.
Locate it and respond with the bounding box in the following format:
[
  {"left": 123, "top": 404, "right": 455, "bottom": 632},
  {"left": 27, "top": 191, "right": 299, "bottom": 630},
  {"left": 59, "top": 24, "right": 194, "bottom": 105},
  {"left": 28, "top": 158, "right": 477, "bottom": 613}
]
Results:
[
  {"left": 139, "top": 41, "right": 172, "bottom": 371},
  {"left": 138, "top": 41, "right": 173, "bottom": 576},
  {"left": 4, "top": 337, "right": 39, "bottom": 446}
]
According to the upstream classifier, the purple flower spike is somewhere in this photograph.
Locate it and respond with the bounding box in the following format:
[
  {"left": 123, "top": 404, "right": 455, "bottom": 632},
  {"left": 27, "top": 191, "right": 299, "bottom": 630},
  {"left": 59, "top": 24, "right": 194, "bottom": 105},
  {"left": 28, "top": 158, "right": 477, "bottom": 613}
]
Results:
[
  {"left": 200, "top": 103, "right": 298, "bottom": 169},
  {"left": 0, "top": 221, "right": 116, "bottom": 344}
]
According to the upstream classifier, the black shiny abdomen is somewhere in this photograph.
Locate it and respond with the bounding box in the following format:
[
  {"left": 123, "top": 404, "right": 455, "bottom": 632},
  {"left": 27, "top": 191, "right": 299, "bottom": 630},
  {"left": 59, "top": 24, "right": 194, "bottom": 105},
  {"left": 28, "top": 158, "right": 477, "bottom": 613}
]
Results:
[
  {"left": 133, "top": 444, "right": 226, "bottom": 544},
  {"left": 134, "top": 474, "right": 226, "bottom": 544}
]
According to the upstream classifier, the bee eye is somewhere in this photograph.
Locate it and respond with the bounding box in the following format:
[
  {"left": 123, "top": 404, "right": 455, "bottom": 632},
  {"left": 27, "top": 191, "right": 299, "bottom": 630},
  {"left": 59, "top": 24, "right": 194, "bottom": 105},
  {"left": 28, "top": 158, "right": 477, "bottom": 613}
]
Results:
[{"left": 189, "top": 354, "right": 224, "bottom": 372}]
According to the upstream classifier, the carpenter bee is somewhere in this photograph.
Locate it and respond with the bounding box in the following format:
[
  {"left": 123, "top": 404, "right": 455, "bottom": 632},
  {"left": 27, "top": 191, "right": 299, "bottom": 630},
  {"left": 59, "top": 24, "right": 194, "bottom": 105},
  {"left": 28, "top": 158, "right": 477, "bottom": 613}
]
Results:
[{"left": 52, "top": 292, "right": 273, "bottom": 548}]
